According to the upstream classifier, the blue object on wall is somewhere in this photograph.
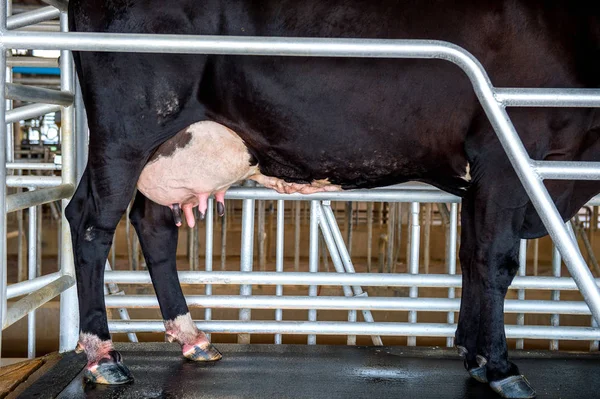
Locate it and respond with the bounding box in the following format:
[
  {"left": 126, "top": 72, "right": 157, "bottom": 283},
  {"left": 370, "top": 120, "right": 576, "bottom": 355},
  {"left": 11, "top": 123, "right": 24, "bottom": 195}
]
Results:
[{"left": 12, "top": 67, "right": 60, "bottom": 76}]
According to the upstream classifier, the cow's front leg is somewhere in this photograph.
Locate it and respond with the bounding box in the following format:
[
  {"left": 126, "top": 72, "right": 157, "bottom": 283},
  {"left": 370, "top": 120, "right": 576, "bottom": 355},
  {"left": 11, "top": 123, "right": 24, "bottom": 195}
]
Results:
[
  {"left": 66, "top": 165, "right": 140, "bottom": 384},
  {"left": 129, "top": 192, "right": 222, "bottom": 362},
  {"left": 460, "top": 187, "right": 535, "bottom": 399}
]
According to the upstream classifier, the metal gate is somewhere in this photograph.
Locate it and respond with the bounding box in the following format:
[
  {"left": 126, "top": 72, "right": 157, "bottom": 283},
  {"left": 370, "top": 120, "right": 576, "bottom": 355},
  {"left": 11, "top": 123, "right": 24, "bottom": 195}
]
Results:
[{"left": 1, "top": 0, "right": 600, "bottom": 358}]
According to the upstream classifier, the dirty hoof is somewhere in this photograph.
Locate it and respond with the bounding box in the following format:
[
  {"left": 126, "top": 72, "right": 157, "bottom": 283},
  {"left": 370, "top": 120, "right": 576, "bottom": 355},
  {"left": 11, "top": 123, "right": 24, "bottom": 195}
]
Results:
[
  {"left": 182, "top": 341, "right": 222, "bottom": 362},
  {"left": 83, "top": 350, "right": 133, "bottom": 385},
  {"left": 468, "top": 365, "right": 488, "bottom": 383},
  {"left": 490, "top": 375, "right": 536, "bottom": 398}
]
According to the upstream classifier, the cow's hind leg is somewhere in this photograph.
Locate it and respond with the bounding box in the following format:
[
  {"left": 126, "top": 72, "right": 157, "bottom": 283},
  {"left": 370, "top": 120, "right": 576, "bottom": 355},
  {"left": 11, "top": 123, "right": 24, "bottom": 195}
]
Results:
[
  {"left": 66, "top": 165, "right": 141, "bottom": 384},
  {"left": 129, "top": 192, "right": 222, "bottom": 361},
  {"left": 455, "top": 190, "right": 485, "bottom": 382},
  {"left": 459, "top": 185, "right": 535, "bottom": 398}
]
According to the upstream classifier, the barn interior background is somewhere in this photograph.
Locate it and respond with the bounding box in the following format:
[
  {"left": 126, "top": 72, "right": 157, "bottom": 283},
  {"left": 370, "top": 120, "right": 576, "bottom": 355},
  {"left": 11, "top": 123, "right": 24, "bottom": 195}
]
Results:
[{"left": 1, "top": 0, "right": 600, "bottom": 366}]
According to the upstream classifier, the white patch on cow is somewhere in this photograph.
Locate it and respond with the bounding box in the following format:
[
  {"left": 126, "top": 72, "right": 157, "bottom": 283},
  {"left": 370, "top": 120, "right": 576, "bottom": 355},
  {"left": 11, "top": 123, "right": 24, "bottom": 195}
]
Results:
[
  {"left": 157, "top": 90, "right": 180, "bottom": 118},
  {"left": 164, "top": 312, "right": 202, "bottom": 345},
  {"left": 462, "top": 163, "right": 471, "bottom": 182},
  {"left": 84, "top": 226, "right": 95, "bottom": 242},
  {"left": 76, "top": 332, "right": 114, "bottom": 364}
]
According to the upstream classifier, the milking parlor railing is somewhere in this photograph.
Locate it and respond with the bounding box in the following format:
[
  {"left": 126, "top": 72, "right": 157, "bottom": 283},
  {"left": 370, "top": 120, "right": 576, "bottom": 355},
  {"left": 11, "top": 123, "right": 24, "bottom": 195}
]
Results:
[{"left": 1, "top": 0, "right": 600, "bottom": 358}]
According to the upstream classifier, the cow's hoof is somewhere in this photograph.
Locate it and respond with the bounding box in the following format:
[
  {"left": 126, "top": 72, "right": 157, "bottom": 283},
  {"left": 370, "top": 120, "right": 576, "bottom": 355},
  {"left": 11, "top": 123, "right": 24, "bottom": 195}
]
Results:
[
  {"left": 182, "top": 341, "right": 222, "bottom": 362},
  {"left": 83, "top": 350, "right": 133, "bottom": 385},
  {"left": 489, "top": 375, "right": 536, "bottom": 398},
  {"left": 468, "top": 366, "right": 488, "bottom": 383}
]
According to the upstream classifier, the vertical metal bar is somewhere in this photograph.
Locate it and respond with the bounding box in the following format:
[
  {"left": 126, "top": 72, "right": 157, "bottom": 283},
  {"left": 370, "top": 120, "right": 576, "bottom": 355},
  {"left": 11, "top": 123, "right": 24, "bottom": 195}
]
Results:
[
  {"left": 532, "top": 239, "right": 539, "bottom": 276},
  {"left": 320, "top": 234, "right": 329, "bottom": 272},
  {"left": 275, "top": 200, "right": 284, "bottom": 344},
  {"left": 204, "top": 199, "right": 213, "bottom": 340},
  {"left": 366, "top": 202, "right": 373, "bottom": 272},
  {"left": 394, "top": 203, "right": 403, "bottom": 272},
  {"left": 27, "top": 204, "right": 37, "bottom": 358},
  {"left": 423, "top": 203, "right": 432, "bottom": 274},
  {"left": 74, "top": 78, "right": 88, "bottom": 183},
  {"left": 345, "top": 202, "right": 353, "bottom": 256},
  {"left": 220, "top": 208, "right": 227, "bottom": 271},
  {"left": 591, "top": 318, "right": 599, "bottom": 351},
  {"left": 307, "top": 201, "right": 319, "bottom": 345},
  {"left": 0, "top": 4, "right": 8, "bottom": 356},
  {"left": 407, "top": 202, "right": 420, "bottom": 346},
  {"left": 294, "top": 201, "right": 300, "bottom": 272},
  {"left": 258, "top": 200, "right": 266, "bottom": 271},
  {"left": 446, "top": 203, "right": 458, "bottom": 347},
  {"left": 550, "top": 245, "right": 561, "bottom": 350},
  {"left": 386, "top": 202, "right": 395, "bottom": 273},
  {"left": 516, "top": 239, "right": 527, "bottom": 350},
  {"left": 238, "top": 196, "right": 255, "bottom": 344},
  {"left": 192, "top": 218, "right": 198, "bottom": 271},
  {"left": 58, "top": 11, "right": 79, "bottom": 352},
  {"left": 36, "top": 205, "right": 41, "bottom": 276},
  {"left": 17, "top": 178, "right": 24, "bottom": 282}
]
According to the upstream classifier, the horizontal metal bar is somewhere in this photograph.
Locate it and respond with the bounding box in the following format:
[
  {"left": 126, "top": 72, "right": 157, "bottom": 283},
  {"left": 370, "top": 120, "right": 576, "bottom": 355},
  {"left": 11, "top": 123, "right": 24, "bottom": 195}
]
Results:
[
  {"left": 3, "top": 275, "right": 74, "bottom": 329},
  {"left": 104, "top": 295, "right": 595, "bottom": 316},
  {"left": 7, "top": 56, "right": 58, "bottom": 68},
  {"left": 495, "top": 88, "right": 600, "bottom": 108},
  {"left": 6, "top": 184, "right": 74, "bottom": 213},
  {"left": 39, "top": 0, "right": 68, "bottom": 12},
  {"left": 6, "top": 175, "right": 62, "bottom": 188},
  {"left": 6, "top": 102, "right": 61, "bottom": 123},
  {"left": 5, "top": 83, "right": 73, "bottom": 105},
  {"left": 104, "top": 271, "right": 597, "bottom": 291},
  {"left": 6, "top": 162, "right": 61, "bottom": 170},
  {"left": 108, "top": 320, "right": 600, "bottom": 340},
  {"left": 7, "top": 6, "right": 60, "bottom": 30},
  {"left": 225, "top": 187, "right": 460, "bottom": 203},
  {"left": 533, "top": 160, "right": 600, "bottom": 181},
  {"left": 7, "top": 272, "right": 60, "bottom": 299}
]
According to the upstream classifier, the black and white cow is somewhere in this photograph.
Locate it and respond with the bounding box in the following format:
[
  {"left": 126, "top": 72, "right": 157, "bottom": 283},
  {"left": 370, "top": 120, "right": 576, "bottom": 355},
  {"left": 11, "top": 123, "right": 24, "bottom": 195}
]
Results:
[{"left": 66, "top": 1, "right": 600, "bottom": 397}]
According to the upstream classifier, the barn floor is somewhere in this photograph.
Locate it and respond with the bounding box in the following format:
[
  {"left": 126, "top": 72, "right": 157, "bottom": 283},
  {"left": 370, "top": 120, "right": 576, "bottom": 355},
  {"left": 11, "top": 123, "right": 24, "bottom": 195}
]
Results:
[{"left": 9, "top": 343, "right": 600, "bottom": 398}]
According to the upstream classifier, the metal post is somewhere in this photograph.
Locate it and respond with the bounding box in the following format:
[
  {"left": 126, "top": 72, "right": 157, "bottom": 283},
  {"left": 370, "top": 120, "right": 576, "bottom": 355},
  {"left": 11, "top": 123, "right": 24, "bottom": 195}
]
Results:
[
  {"left": 366, "top": 202, "right": 373, "bottom": 272},
  {"left": 407, "top": 202, "right": 420, "bottom": 346},
  {"left": 220, "top": 208, "right": 227, "bottom": 271},
  {"left": 516, "top": 239, "right": 527, "bottom": 350},
  {"left": 533, "top": 239, "right": 539, "bottom": 276},
  {"left": 27, "top": 204, "right": 37, "bottom": 358},
  {"left": 58, "top": 11, "right": 78, "bottom": 352},
  {"left": 0, "top": 2, "right": 9, "bottom": 356},
  {"left": 394, "top": 203, "right": 403, "bottom": 272},
  {"left": 386, "top": 202, "right": 395, "bottom": 273},
  {"left": 204, "top": 199, "right": 213, "bottom": 340},
  {"left": 345, "top": 202, "right": 353, "bottom": 257},
  {"left": 294, "top": 201, "right": 300, "bottom": 272},
  {"left": 423, "top": 203, "right": 432, "bottom": 274},
  {"left": 550, "top": 245, "right": 561, "bottom": 350},
  {"left": 258, "top": 199, "right": 266, "bottom": 271},
  {"left": 275, "top": 200, "right": 284, "bottom": 344},
  {"left": 238, "top": 195, "right": 255, "bottom": 344},
  {"left": 446, "top": 203, "right": 458, "bottom": 347},
  {"left": 307, "top": 201, "right": 319, "bottom": 345}
]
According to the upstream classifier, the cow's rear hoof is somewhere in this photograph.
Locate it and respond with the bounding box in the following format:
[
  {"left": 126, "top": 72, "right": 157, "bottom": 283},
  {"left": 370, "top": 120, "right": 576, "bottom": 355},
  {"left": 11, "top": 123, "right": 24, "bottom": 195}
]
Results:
[
  {"left": 84, "top": 350, "right": 133, "bottom": 385},
  {"left": 468, "top": 366, "right": 488, "bottom": 383},
  {"left": 183, "top": 341, "right": 222, "bottom": 362},
  {"left": 489, "top": 375, "right": 536, "bottom": 398}
]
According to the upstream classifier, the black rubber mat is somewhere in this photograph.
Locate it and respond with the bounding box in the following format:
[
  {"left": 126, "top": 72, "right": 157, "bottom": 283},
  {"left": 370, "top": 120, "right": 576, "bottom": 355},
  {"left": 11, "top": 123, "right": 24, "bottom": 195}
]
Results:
[{"left": 19, "top": 343, "right": 600, "bottom": 398}]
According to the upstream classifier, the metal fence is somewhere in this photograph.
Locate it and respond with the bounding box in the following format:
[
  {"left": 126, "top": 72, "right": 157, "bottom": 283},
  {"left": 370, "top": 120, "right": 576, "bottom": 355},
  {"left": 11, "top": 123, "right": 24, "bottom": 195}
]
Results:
[{"left": 1, "top": 1, "right": 600, "bottom": 360}]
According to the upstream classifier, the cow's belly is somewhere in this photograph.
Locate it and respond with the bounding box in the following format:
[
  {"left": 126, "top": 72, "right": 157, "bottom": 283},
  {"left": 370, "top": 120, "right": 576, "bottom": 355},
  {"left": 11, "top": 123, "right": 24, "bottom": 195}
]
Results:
[{"left": 137, "top": 121, "right": 342, "bottom": 221}]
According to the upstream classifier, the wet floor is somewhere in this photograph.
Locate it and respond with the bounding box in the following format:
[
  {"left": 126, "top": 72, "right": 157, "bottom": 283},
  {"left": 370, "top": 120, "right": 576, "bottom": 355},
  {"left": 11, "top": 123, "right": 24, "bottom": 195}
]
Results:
[{"left": 19, "top": 343, "right": 600, "bottom": 398}]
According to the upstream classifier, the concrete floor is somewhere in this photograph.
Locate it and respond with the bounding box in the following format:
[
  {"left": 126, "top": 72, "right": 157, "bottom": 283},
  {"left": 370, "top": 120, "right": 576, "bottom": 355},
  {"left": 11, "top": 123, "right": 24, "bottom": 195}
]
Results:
[{"left": 16, "top": 343, "right": 600, "bottom": 398}]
